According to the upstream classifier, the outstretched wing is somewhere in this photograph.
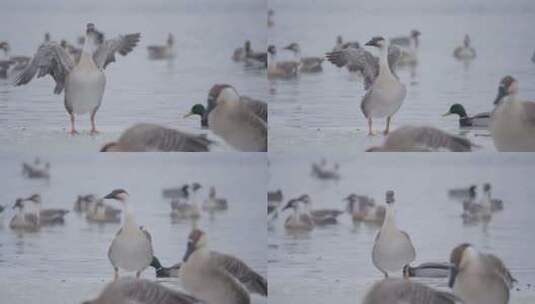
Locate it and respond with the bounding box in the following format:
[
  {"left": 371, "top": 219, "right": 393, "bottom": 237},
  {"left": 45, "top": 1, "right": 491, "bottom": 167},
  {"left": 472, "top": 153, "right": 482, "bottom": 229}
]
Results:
[
  {"left": 387, "top": 45, "right": 402, "bottom": 78},
  {"left": 326, "top": 47, "right": 378, "bottom": 90},
  {"left": 93, "top": 33, "right": 141, "bottom": 69},
  {"left": 13, "top": 42, "right": 74, "bottom": 94}
]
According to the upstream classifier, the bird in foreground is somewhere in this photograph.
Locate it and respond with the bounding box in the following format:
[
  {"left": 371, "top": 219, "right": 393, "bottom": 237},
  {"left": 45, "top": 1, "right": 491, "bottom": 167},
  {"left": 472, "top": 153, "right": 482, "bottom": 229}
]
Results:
[
  {"left": 180, "top": 229, "right": 251, "bottom": 304},
  {"left": 267, "top": 45, "right": 299, "bottom": 79},
  {"left": 372, "top": 191, "right": 416, "bottom": 277},
  {"left": 147, "top": 33, "right": 175, "bottom": 60},
  {"left": 283, "top": 42, "right": 324, "bottom": 73},
  {"left": 449, "top": 243, "right": 515, "bottom": 304},
  {"left": 362, "top": 278, "right": 461, "bottom": 304},
  {"left": 105, "top": 189, "right": 153, "bottom": 280},
  {"left": 326, "top": 36, "right": 405, "bottom": 135},
  {"left": 453, "top": 35, "right": 476, "bottom": 60},
  {"left": 443, "top": 103, "right": 490, "bottom": 128},
  {"left": 82, "top": 277, "right": 201, "bottom": 304},
  {"left": 490, "top": 75, "right": 535, "bottom": 151},
  {"left": 100, "top": 123, "right": 212, "bottom": 152},
  {"left": 14, "top": 23, "right": 140, "bottom": 135},
  {"left": 366, "top": 126, "right": 477, "bottom": 152},
  {"left": 184, "top": 84, "right": 267, "bottom": 152},
  {"left": 9, "top": 199, "right": 39, "bottom": 231},
  {"left": 281, "top": 198, "right": 314, "bottom": 230}
]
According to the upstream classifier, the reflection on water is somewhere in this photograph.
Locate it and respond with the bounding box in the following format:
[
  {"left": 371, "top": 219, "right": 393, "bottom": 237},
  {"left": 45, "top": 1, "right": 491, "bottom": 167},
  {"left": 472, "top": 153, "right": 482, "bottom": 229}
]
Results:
[
  {"left": 0, "top": 153, "right": 266, "bottom": 304},
  {"left": 268, "top": 153, "right": 535, "bottom": 304}
]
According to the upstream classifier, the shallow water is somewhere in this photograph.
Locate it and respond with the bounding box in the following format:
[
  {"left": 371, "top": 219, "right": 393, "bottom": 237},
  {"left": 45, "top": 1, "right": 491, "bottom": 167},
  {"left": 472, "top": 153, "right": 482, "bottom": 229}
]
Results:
[
  {"left": 0, "top": 0, "right": 267, "bottom": 152},
  {"left": 268, "top": 0, "right": 535, "bottom": 152},
  {"left": 0, "top": 153, "right": 266, "bottom": 304},
  {"left": 268, "top": 153, "right": 535, "bottom": 303}
]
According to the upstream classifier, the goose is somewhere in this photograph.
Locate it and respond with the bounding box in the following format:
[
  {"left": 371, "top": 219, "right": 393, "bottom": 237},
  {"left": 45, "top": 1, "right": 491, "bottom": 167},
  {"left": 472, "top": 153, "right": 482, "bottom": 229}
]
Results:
[
  {"left": 151, "top": 252, "right": 267, "bottom": 296},
  {"left": 326, "top": 36, "right": 405, "bottom": 135},
  {"left": 390, "top": 30, "right": 421, "bottom": 66},
  {"left": 100, "top": 123, "right": 212, "bottom": 152},
  {"left": 23, "top": 194, "right": 69, "bottom": 225},
  {"left": 244, "top": 41, "right": 267, "bottom": 68},
  {"left": 372, "top": 191, "right": 416, "bottom": 277},
  {"left": 449, "top": 244, "right": 515, "bottom": 304},
  {"left": 9, "top": 199, "right": 40, "bottom": 231},
  {"left": 366, "top": 125, "right": 477, "bottom": 152},
  {"left": 461, "top": 186, "right": 491, "bottom": 223},
  {"left": 180, "top": 229, "right": 251, "bottom": 304},
  {"left": 163, "top": 184, "right": 189, "bottom": 199},
  {"left": 232, "top": 41, "right": 246, "bottom": 62},
  {"left": 283, "top": 42, "right": 324, "bottom": 73},
  {"left": 105, "top": 189, "right": 153, "bottom": 280},
  {"left": 362, "top": 278, "right": 461, "bottom": 304},
  {"left": 170, "top": 184, "right": 201, "bottom": 219},
  {"left": 184, "top": 84, "right": 267, "bottom": 152},
  {"left": 147, "top": 33, "right": 175, "bottom": 60},
  {"left": 403, "top": 262, "right": 452, "bottom": 279},
  {"left": 21, "top": 161, "right": 50, "bottom": 179},
  {"left": 202, "top": 186, "right": 228, "bottom": 211},
  {"left": 443, "top": 104, "right": 490, "bottom": 128},
  {"left": 453, "top": 35, "right": 476, "bottom": 60},
  {"left": 267, "top": 45, "right": 299, "bottom": 79},
  {"left": 73, "top": 194, "right": 97, "bottom": 212},
  {"left": 82, "top": 277, "right": 201, "bottom": 304},
  {"left": 297, "top": 194, "right": 343, "bottom": 225},
  {"left": 14, "top": 23, "right": 140, "bottom": 135},
  {"left": 344, "top": 193, "right": 385, "bottom": 223},
  {"left": 490, "top": 75, "right": 535, "bottom": 151},
  {"left": 86, "top": 198, "right": 122, "bottom": 223},
  {"left": 448, "top": 185, "right": 476, "bottom": 200},
  {"left": 482, "top": 183, "right": 503, "bottom": 211},
  {"left": 281, "top": 198, "right": 314, "bottom": 230},
  {"left": 0, "top": 41, "right": 30, "bottom": 79}
]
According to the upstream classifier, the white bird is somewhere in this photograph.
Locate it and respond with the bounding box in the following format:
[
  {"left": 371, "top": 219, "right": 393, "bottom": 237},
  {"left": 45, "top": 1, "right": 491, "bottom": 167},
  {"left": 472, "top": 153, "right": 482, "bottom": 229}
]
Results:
[
  {"left": 449, "top": 244, "right": 515, "bottom": 304},
  {"left": 147, "top": 33, "right": 175, "bottom": 60},
  {"left": 390, "top": 29, "right": 421, "bottom": 66},
  {"left": 9, "top": 199, "right": 39, "bottom": 231},
  {"left": 73, "top": 194, "right": 97, "bottom": 212},
  {"left": 281, "top": 198, "right": 314, "bottom": 230},
  {"left": 105, "top": 189, "right": 153, "bottom": 280},
  {"left": 267, "top": 45, "right": 299, "bottom": 79},
  {"left": 283, "top": 42, "right": 324, "bottom": 73},
  {"left": 180, "top": 229, "right": 251, "bottom": 304},
  {"left": 86, "top": 198, "right": 121, "bottom": 223},
  {"left": 453, "top": 35, "right": 476, "bottom": 60},
  {"left": 344, "top": 193, "right": 385, "bottom": 223},
  {"left": 14, "top": 23, "right": 140, "bottom": 135},
  {"left": 372, "top": 191, "right": 416, "bottom": 277},
  {"left": 490, "top": 75, "right": 535, "bottom": 151},
  {"left": 363, "top": 278, "right": 461, "bottom": 304},
  {"left": 327, "top": 36, "right": 406, "bottom": 135}
]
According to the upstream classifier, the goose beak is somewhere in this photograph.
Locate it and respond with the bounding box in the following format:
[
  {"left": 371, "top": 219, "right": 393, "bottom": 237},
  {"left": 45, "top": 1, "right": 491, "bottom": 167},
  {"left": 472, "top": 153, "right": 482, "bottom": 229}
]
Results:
[
  {"left": 103, "top": 193, "right": 115, "bottom": 199},
  {"left": 448, "top": 265, "right": 458, "bottom": 288},
  {"left": 182, "top": 241, "right": 195, "bottom": 262},
  {"left": 442, "top": 111, "right": 452, "bottom": 117},
  {"left": 183, "top": 112, "right": 194, "bottom": 119}
]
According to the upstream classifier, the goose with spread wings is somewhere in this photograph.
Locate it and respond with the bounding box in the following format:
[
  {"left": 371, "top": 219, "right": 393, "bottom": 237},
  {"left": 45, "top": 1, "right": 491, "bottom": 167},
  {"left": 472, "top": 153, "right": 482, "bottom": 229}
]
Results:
[
  {"left": 14, "top": 23, "right": 140, "bottom": 135},
  {"left": 326, "top": 37, "right": 406, "bottom": 135}
]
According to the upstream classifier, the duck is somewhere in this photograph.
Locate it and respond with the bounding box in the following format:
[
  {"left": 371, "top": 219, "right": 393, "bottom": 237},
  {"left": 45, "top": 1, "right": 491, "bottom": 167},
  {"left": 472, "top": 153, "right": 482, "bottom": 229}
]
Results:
[
  {"left": 184, "top": 84, "right": 267, "bottom": 152},
  {"left": 147, "top": 33, "right": 175, "bottom": 60},
  {"left": 372, "top": 191, "right": 416, "bottom": 277},
  {"left": 482, "top": 183, "right": 503, "bottom": 211},
  {"left": 267, "top": 45, "right": 299, "bottom": 79},
  {"left": 449, "top": 244, "right": 515, "bottom": 304},
  {"left": 448, "top": 185, "right": 476, "bottom": 200},
  {"left": 326, "top": 36, "right": 405, "bottom": 135},
  {"left": 0, "top": 41, "right": 30, "bottom": 79},
  {"left": 105, "top": 189, "right": 153, "bottom": 280},
  {"left": 82, "top": 277, "right": 201, "bottom": 304},
  {"left": 390, "top": 29, "right": 421, "bottom": 66},
  {"left": 344, "top": 193, "right": 385, "bottom": 223},
  {"left": 244, "top": 41, "right": 267, "bottom": 69},
  {"left": 366, "top": 125, "right": 477, "bottom": 152},
  {"left": 297, "top": 194, "right": 343, "bottom": 225},
  {"left": 461, "top": 186, "right": 492, "bottom": 223},
  {"left": 402, "top": 262, "right": 452, "bottom": 279},
  {"left": 202, "top": 186, "right": 228, "bottom": 211},
  {"left": 14, "top": 23, "right": 140, "bottom": 135},
  {"left": 453, "top": 35, "right": 476, "bottom": 60},
  {"left": 490, "top": 75, "right": 535, "bottom": 151},
  {"left": 21, "top": 161, "right": 50, "bottom": 179},
  {"left": 310, "top": 159, "right": 340, "bottom": 180},
  {"left": 23, "top": 194, "right": 69, "bottom": 225},
  {"left": 283, "top": 42, "right": 324, "bottom": 73},
  {"left": 86, "top": 198, "right": 122, "bottom": 223},
  {"left": 170, "top": 183, "right": 201, "bottom": 219},
  {"left": 162, "top": 184, "right": 189, "bottom": 199},
  {"left": 73, "top": 194, "right": 97, "bottom": 212},
  {"left": 9, "top": 199, "right": 40, "bottom": 231},
  {"left": 443, "top": 104, "right": 490, "bottom": 128},
  {"left": 362, "top": 278, "right": 461, "bottom": 304},
  {"left": 180, "top": 229, "right": 252, "bottom": 304},
  {"left": 281, "top": 198, "right": 314, "bottom": 231},
  {"left": 100, "top": 123, "right": 212, "bottom": 152}
]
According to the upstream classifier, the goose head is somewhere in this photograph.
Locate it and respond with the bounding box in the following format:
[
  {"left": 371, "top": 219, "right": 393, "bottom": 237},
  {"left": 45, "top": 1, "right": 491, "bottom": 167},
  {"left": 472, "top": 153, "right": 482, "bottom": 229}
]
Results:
[
  {"left": 344, "top": 194, "right": 358, "bottom": 212},
  {"left": 181, "top": 184, "right": 190, "bottom": 196},
  {"left": 494, "top": 75, "right": 517, "bottom": 105},
  {"left": 13, "top": 198, "right": 24, "bottom": 210},
  {"left": 443, "top": 103, "right": 468, "bottom": 118},
  {"left": 267, "top": 45, "right": 277, "bottom": 56},
  {"left": 83, "top": 23, "right": 104, "bottom": 53},
  {"left": 24, "top": 194, "right": 41, "bottom": 204},
  {"left": 365, "top": 36, "right": 386, "bottom": 50},
  {"left": 44, "top": 32, "right": 51, "bottom": 43},
  {"left": 282, "top": 198, "right": 300, "bottom": 212},
  {"left": 183, "top": 229, "right": 207, "bottom": 262},
  {"left": 483, "top": 183, "right": 492, "bottom": 197},
  {"left": 283, "top": 42, "right": 301, "bottom": 54},
  {"left": 385, "top": 190, "right": 395, "bottom": 205},
  {"left": 0, "top": 41, "right": 10, "bottom": 54},
  {"left": 104, "top": 189, "right": 129, "bottom": 203},
  {"left": 448, "top": 243, "right": 474, "bottom": 288},
  {"left": 244, "top": 40, "right": 252, "bottom": 53},
  {"left": 206, "top": 84, "right": 239, "bottom": 112}
]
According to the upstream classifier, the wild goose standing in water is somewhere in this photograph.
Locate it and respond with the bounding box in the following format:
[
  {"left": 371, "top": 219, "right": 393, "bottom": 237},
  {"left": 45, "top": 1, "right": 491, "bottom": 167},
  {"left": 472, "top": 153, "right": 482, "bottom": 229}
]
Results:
[
  {"left": 180, "top": 229, "right": 252, "bottom": 304},
  {"left": 105, "top": 189, "right": 153, "bottom": 280},
  {"left": 283, "top": 42, "right": 324, "bottom": 73},
  {"left": 443, "top": 103, "right": 490, "bottom": 128},
  {"left": 490, "top": 76, "right": 535, "bottom": 151},
  {"left": 14, "top": 23, "right": 140, "bottom": 135},
  {"left": 100, "top": 123, "right": 212, "bottom": 152},
  {"left": 372, "top": 191, "right": 416, "bottom": 277},
  {"left": 184, "top": 84, "right": 267, "bottom": 151},
  {"left": 327, "top": 36, "right": 405, "bottom": 135},
  {"left": 453, "top": 35, "right": 476, "bottom": 60}
]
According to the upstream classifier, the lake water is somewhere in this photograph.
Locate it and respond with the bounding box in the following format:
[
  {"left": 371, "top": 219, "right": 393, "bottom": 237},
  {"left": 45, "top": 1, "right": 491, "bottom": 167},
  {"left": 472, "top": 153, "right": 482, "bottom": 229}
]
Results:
[
  {"left": 0, "top": 153, "right": 267, "bottom": 304},
  {"left": 267, "top": 0, "right": 535, "bottom": 152},
  {"left": 268, "top": 153, "right": 535, "bottom": 303},
  {"left": 0, "top": 0, "right": 267, "bottom": 152}
]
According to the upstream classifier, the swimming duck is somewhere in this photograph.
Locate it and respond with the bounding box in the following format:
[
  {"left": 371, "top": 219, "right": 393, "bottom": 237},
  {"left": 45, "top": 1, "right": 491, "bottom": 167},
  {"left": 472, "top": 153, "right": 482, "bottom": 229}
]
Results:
[
  {"left": 366, "top": 126, "right": 477, "bottom": 152},
  {"left": 105, "top": 189, "right": 153, "bottom": 280},
  {"left": 23, "top": 194, "right": 69, "bottom": 225},
  {"left": 202, "top": 186, "right": 228, "bottom": 211},
  {"left": 443, "top": 104, "right": 490, "bottom": 128},
  {"left": 180, "top": 229, "right": 252, "bottom": 304},
  {"left": 184, "top": 84, "right": 267, "bottom": 152},
  {"left": 482, "top": 183, "right": 503, "bottom": 211},
  {"left": 311, "top": 159, "right": 340, "bottom": 180},
  {"left": 281, "top": 198, "right": 314, "bottom": 230},
  {"left": 147, "top": 33, "right": 175, "bottom": 60},
  {"left": 453, "top": 35, "right": 476, "bottom": 60},
  {"left": 461, "top": 186, "right": 492, "bottom": 223},
  {"left": 390, "top": 29, "right": 421, "bottom": 66},
  {"left": 170, "top": 184, "right": 201, "bottom": 219},
  {"left": 327, "top": 36, "right": 405, "bottom": 135},
  {"left": 298, "top": 194, "right": 343, "bottom": 225},
  {"left": 244, "top": 41, "right": 267, "bottom": 69},
  {"left": 448, "top": 185, "right": 476, "bottom": 200},
  {"left": 21, "top": 161, "right": 50, "bottom": 179},
  {"left": 0, "top": 41, "right": 30, "bottom": 79},
  {"left": 86, "top": 198, "right": 122, "bottom": 223},
  {"left": 9, "top": 199, "right": 39, "bottom": 231},
  {"left": 100, "top": 123, "right": 212, "bottom": 152},
  {"left": 372, "top": 191, "right": 416, "bottom": 277},
  {"left": 14, "top": 23, "right": 140, "bottom": 135},
  {"left": 283, "top": 42, "right": 324, "bottom": 73},
  {"left": 363, "top": 278, "right": 461, "bottom": 304},
  {"left": 490, "top": 75, "right": 535, "bottom": 151},
  {"left": 73, "top": 194, "right": 97, "bottom": 212},
  {"left": 344, "top": 193, "right": 385, "bottom": 223},
  {"left": 267, "top": 45, "right": 299, "bottom": 79}
]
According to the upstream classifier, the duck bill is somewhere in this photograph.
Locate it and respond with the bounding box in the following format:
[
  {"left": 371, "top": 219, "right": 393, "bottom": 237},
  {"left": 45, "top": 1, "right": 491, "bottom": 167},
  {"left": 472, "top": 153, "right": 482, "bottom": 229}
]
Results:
[
  {"left": 183, "top": 112, "right": 194, "bottom": 119},
  {"left": 493, "top": 87, "right": 507, "bottom": 105},
  {"left": 182, "top": 242, "right": 195, "bottom": 262},
  {"left": 448, "top": 265, "right": 458, "bottom": 288},
  {"left": 442, "top": 111, "right": 452, "bottom": 117}
]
